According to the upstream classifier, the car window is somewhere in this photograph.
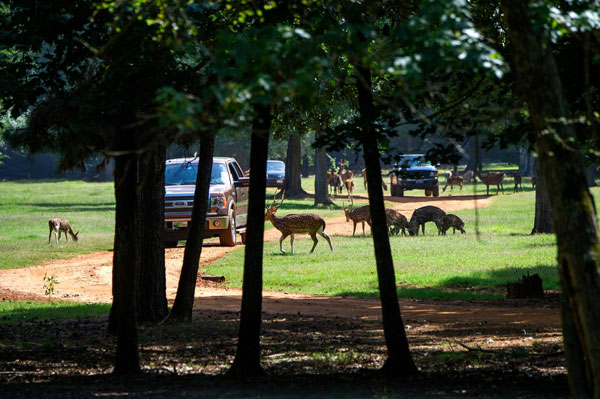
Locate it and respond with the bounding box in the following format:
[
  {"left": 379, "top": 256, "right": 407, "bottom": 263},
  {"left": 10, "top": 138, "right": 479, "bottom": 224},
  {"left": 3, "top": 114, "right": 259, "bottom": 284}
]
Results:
[
  {"left": 165, "top": 162, "right": 230, "bottom": 185},
  {"left": 398, "top": 157, "right": 431, "bottom": 168},
  {"left": 228, "top": 163, "right": 240, "bottom": 181},
  {"left": 267, "top": 161, "right": 285, "bottom": 172}
]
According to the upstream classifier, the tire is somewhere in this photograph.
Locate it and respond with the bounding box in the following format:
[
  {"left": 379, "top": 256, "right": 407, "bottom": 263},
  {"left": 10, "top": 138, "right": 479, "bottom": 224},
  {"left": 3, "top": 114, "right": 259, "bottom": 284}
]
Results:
[
  {"left": 399, "top": 186, "right": 404, "bottom": 197},
  {"left": 425, "top": 189, "right": 432, "bottom": 197},
  {"left": 432, "top": 186, "right": 440, "bottom": 197},
  {"left": 219, "top": 209, "right": 236, "bottom": 247},
  {"left": 165, "top": 241, "right": 178, "bottom": 248}
]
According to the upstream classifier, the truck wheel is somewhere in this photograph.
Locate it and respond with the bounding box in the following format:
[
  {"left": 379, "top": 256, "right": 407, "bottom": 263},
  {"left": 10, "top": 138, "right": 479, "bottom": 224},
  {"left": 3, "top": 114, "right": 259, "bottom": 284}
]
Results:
[
  {"left": 399, "top": 186, "right": 404, "bottom": 197},
  {"left": 425, "top": 189, "right": 432, "bottom": 197},
  {"left": 165, "top": 241, "right": 178, "bottom": 248},
  {"left": 432, "top": 186, "right": 440, "bottom": 197},
  {"left": 219, "top": 210, "right": 236, "bottom": 247}
]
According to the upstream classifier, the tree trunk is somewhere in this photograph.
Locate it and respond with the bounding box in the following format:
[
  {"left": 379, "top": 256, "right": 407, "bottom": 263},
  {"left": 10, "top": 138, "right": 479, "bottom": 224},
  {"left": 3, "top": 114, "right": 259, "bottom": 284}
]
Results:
[
  {"left": 111, "top": 135, "right": 141, "bottom": 375},
  {"left": 314, "top": 128, "right": 332, "bottom": 206},
  {"left": 283, "top": 133, "right": 307, "bottom": 198},
  {"left": 531, "top": 159, "right": 554, "bottom": 234},
  {"left": 502, "top": 2, "right": 600, "bottom": 396},
  {"left": 166, "top": 131, "right": 216, "bottom": 322},
  {"left": 227, "top": 104, "right": 271, "bottom": 378},
  {"left": 137, "top": 143, "right": 168, "bottom": 323},
  {"left": 464, "top": 136, "right": 479, "bottom": 172},
  {"left": 355, "top": 64, "right": 417, "bottom": 376}
]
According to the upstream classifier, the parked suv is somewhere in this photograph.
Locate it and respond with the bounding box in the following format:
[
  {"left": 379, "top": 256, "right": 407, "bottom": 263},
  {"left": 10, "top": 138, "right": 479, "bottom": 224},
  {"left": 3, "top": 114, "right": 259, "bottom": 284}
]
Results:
[
  {"left": 266, "top": 160, "right": 286, "bottom": 188},
  {"left": 390, "top": 154, "right": 439, "bottom": 197},
  {"left": 164, "top": 157, "right": 249, "bottom": 247}
]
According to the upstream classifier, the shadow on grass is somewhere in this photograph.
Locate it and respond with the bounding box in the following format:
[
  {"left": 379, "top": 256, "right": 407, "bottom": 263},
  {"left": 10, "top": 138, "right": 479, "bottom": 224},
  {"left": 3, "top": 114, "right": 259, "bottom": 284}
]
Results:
[
  {"left": 0, "top": 302, "right": 110, "bottom": 323},
  {"left": 29, "top": 203, "right": 115, "bottom": 212}
]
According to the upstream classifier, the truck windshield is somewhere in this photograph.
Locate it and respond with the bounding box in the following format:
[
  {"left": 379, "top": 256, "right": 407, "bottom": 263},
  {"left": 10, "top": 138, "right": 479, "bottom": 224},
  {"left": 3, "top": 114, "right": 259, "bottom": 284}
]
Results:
[
  {"left": 165, "top": 162, "right": 229, "bottom": 185},
  {"left": 267, "top": 160, "right": 285, "bottom": 172},
  {"left": 398, "top": 157, "right": 431, "bottom": 168}
]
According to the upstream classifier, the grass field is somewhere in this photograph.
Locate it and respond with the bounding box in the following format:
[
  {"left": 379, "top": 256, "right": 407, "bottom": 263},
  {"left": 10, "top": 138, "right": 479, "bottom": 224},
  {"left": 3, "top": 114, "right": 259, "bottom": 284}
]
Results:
[{"left": 1, "top": 178, "right": 598, "bottom": 301}]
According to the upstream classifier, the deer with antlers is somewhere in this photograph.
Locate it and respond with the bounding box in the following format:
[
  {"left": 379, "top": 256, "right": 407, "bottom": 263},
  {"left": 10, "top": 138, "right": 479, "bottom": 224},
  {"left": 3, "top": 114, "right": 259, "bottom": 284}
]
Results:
[
  {"left": 48, "top": 217, "right": 79, "bottom": 244},
  {"left": 265, "top": 191, "right": 333, "bottom": 254}
]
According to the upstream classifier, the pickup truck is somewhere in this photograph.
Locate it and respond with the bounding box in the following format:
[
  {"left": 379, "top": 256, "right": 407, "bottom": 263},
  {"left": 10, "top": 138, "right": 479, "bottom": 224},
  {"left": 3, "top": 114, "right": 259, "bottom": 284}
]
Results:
[
  {"left": 164, "top": 157, "right": 249, "bottom": 247},
  {"left": 390, "top": 154, "right": 440, "bottom": 197}
]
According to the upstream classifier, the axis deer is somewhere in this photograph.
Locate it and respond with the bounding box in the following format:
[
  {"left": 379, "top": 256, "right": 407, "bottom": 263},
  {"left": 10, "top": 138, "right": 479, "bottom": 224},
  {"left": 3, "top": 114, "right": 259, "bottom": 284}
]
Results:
[
  {"left": 344, "top": 178, "right": 355, "bottom": 205},
  {"left": 265, "top": 192, "right": 333, "bottom": 254},
  {"left": 340, "top": 168, "right": 354, "bottom": 192},
  {"left": 327, "top": 171, "right": 343, "bottom": 196},
  {"left": 343, "top": 203, "right": 372, "bottom": 236},
  {"left": 443, "top": 175, "right": 464, "bottom": 192},
  {"left": 461, "top": 170, "right": 474, "bottom": 183},
  {"left": 407, "top": 206, "right": 446, "bottom": 236},
  {"left": 385, "top": 209, "right": 409, "bottom": 236},
  {"left": 438, "top": 214, "right": 465, "bottom": 235},
  {"left": 361, "top": 168, "right": 388, "bottom": 191},
  {"left": 510, "top": 173, "right": 522, "bottom": 193},
  {"left": 48, "top": 217, "right": 79, "bottom": 244},
  {"left": 477, "top": 172, "right": 505, "bottom": 195}
]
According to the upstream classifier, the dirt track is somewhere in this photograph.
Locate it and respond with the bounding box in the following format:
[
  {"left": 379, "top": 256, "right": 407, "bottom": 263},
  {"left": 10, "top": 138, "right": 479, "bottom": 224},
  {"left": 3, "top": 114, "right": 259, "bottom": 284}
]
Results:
[{"left": 0, "top": 194, "right": 561, "bottom": 331}]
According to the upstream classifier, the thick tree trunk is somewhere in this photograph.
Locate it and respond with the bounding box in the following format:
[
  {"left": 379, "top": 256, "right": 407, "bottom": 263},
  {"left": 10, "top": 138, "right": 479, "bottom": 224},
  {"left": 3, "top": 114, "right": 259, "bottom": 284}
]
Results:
[
  {"left": 531, "top": 159, "right": 554, "bottom": 234},
  {"left": 355, "top": 65, "right": 416, "bottom": 376},
  {"left": 227, "top": 104, "right": 271, "bottom": 378},
  {"left": 137, "top": 143, "right": 168, "bottom": 323},
  {"left": 314, "top": 128, "right": 332, "bottom": 206},
  {"left": 283, "top": 133, "right": 307, "bottom": 198},
  {"left": 166, "top": 131, "right": 215, "bottom": 321},
  {"left": 502, "top": 2, "right": 600, "bottom": 396},
  {"left": 111, "top": 137, "right": 140, "bottom": 375}
]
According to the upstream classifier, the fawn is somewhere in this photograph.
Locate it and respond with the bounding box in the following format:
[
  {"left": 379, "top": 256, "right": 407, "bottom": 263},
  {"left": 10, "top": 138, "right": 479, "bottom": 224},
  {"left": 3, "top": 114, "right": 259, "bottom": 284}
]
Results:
[
  {"left": 385, "top": 209, "right": 409, "bottom": 236},
  {"left": 265, "top": 192, "right": 333, "bottom": 254},
  {"left": 438, "top": 214, "right": 466, "bottom": 235},
  {"left": 48, "top": 217, "right": 79, "bottom": 244},
  {"left": 443, "top": 175, "right": 464, "bottom": 192},
  {"left": 407, "top": 206, "right": 446, "bottom": 236},
  {"left": 343, "top": 204, "right": 372, "bottom": 236}
]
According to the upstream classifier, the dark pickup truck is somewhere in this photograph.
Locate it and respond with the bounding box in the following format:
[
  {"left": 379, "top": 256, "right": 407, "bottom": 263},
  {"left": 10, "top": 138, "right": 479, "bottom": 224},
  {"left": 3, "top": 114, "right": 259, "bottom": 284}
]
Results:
[
  {"left": 390, "top": 154, "right": 440, "bottom": 197},
  {"left": 164, "top": 157, "right": 249, "bottom": 247}
]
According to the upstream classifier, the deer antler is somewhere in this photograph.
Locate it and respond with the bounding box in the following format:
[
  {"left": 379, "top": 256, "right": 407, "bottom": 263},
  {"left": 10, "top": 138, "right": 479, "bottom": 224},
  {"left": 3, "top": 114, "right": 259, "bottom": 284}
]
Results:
[
  {"left": 342, "top": 202, "right": 346, "bottom": 212},
  {"left": 278, "top": 190, "right": 286, "bottom": 208}
]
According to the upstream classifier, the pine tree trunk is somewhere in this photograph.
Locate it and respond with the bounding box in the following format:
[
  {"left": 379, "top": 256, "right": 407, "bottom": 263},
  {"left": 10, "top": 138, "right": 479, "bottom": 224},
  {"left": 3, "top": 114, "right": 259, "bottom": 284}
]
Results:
[
  {"left": 228, "top": 104, "right": 271, "bottom": 378},
  {"left": 314, "top": 128, "right": 332, "bottom": 206},
  {"left": 111, "top": 137, "right": 140, "bottom": 375},
  {"left": 502, "top": 2, "right": 600, "bottom": 396},
  {"left": 137, "top": 143, "right": 168, "bottom": 323},
  {"left": 531, "top": 159, "right": 554, "bottom": 234},
  {"left": 355, "top": 64, "right": 416, "bottom": 376},
  {"left": 167, "top": 131, "right": 216, "bottom": 321},
  {"left": 283, "top": 133, "right": 307, "bottom": 198}
]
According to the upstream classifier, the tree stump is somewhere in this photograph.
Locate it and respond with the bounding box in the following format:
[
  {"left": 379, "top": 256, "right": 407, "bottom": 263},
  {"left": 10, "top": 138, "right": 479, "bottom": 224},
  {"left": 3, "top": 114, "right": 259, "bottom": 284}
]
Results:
[{"left": 506, "top": 273, "right": 544, "bottom": 299}]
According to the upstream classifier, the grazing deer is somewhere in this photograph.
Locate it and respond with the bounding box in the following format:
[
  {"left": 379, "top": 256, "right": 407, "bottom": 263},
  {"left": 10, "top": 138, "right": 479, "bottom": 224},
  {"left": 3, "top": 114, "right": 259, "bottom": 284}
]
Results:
[
  {"left": 407, "top": 206, "right": 446, "bottom": 236},
  {"left": 443, "top": 175, "right": 464, "bottom": 192},
  {"left": 385, "top": 209, "right": 409, "bottom": 236},
  {"left": 477, "top": 172, "right": 505, "bottom": 195},
  {"left": 438, "top": 214, "right": 465, "bottom": 235},
  {"left": 361, "top": 168, "right": 388, "bottom": 191},
  {"left": 344, "top": 178, "right": 355, "bottom": 205},
  {"left": 48, "top": 217, "right": 79, "bottom": 244},
  {"left": 265, "top": 192, "right": 333, "bottom": 254},
  {"left": 343, "top": 203, "right": 372, "bottom": 236}
]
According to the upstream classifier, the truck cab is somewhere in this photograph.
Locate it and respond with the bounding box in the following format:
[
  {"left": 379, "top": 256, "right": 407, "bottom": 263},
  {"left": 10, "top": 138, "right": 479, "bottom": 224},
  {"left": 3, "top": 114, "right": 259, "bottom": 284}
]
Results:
[
  {"left": 390, "top": 154, "right": 440, "bottom": 197},
  {"left": 164, "top": 157, "right": 249, "bottom": 247}
]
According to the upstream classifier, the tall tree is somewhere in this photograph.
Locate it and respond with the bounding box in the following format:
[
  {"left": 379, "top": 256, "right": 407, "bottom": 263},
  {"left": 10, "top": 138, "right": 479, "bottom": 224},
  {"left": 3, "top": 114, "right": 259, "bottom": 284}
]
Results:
[
  {"left": 283, "top": 132, "right": 308, "bottom": 198},
  {"left": 531, "top": 159, "right": 554, "bottom": 234},
  {"left": 501, "top": 1, "right": 600, "bottom": 396}
]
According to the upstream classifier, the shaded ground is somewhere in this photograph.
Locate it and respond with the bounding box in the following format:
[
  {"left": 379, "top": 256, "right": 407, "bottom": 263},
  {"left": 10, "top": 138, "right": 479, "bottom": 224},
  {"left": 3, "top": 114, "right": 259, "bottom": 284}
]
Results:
[{"left": 0, "top": 194, "right": 568, "bottom": 397}]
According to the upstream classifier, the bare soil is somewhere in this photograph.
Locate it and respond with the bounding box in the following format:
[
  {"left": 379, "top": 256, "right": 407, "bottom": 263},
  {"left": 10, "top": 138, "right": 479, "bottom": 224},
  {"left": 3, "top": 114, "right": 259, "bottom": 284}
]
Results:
[{"left": 0, "top": 194, "right": 568, "bottom": 398}]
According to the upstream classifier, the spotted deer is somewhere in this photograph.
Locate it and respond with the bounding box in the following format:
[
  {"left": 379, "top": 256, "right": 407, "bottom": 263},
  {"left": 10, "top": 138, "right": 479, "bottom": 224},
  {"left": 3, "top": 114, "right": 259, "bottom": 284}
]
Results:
[
  {"left": 327, "top": 171, "right": 343, "bottom": 196},
  {"left": 265, "top": 192, "right": 333, "bottom": 254},
  {"left": 344, "top": 178, "right": 355, "bottom": 205},
  {"left": 407, "top": 206, "right": 446, "bottom": 236},
  {"left": 343, "top": 203, "right": 372, "bottom": 236},
  {"left": 443, "top": 175, "right": 464, "bottom": 192},
  {"left": 385, "top": 209, "right": 409, "bottom": 236},
  {"left": 48, "top": 217, "right": 79, "bottom": 244},
  {"left": 461, "top": 170, "right": 474, "bottom": 183},
  {"left": 477, "top": 172, "right": 505, "bottom": 195},
  {"left": 438, "top": 214, "right": 465, "bottom": 235}
]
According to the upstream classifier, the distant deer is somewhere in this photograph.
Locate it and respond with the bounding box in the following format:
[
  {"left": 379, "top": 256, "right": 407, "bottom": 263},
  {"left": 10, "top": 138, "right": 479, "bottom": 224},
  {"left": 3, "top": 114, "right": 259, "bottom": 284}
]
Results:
[
  {"left": 385, "top": 209, "right": 409, "bottom": 236},
  {"left": 344, "top": 178, "right": 355, "bottom": 205},
  {"left": 48, "top": 217, "right": 79, "bottom": 244},
  {"left": 361, "top": 168, "right": 388, "bottom": 191},
  {"left": 343, "top": 203, "right": 372, "bottom": 236},
  {"left": 443, "top": 175, "right": 464, "bottom": 192},
  {"left": 460, "top": 170, "right": 474, "bottom": 183},
  {"left": 477, "top": 172, "right": 505, "bottom": 195},
  {"left": 531, "top": 176, "right": 536, "bottom": 189},
  {"left": 265, "top": 192, "right": 333, "bottom": 254},
  {"left": 510, "top": 173, "right": 522, "bottom": 193},
  {"left": 327, "top": 171, "right": 343, "bottom": 196},
  {"left": 438, "top": 214, "right": 465, "bottom": 235}
]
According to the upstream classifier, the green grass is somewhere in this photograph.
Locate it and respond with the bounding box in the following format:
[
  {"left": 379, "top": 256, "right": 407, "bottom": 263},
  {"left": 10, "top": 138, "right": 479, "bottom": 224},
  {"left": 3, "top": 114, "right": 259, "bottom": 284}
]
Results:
[
  {"left": 0, "top": 180, "right": 115, "bottom": 269},
  {"left": 207, "top": 188, "right": 600, "bottom": 300},
  {"left": 0, "top": 300, "right": 110, "bottom": 322}
]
